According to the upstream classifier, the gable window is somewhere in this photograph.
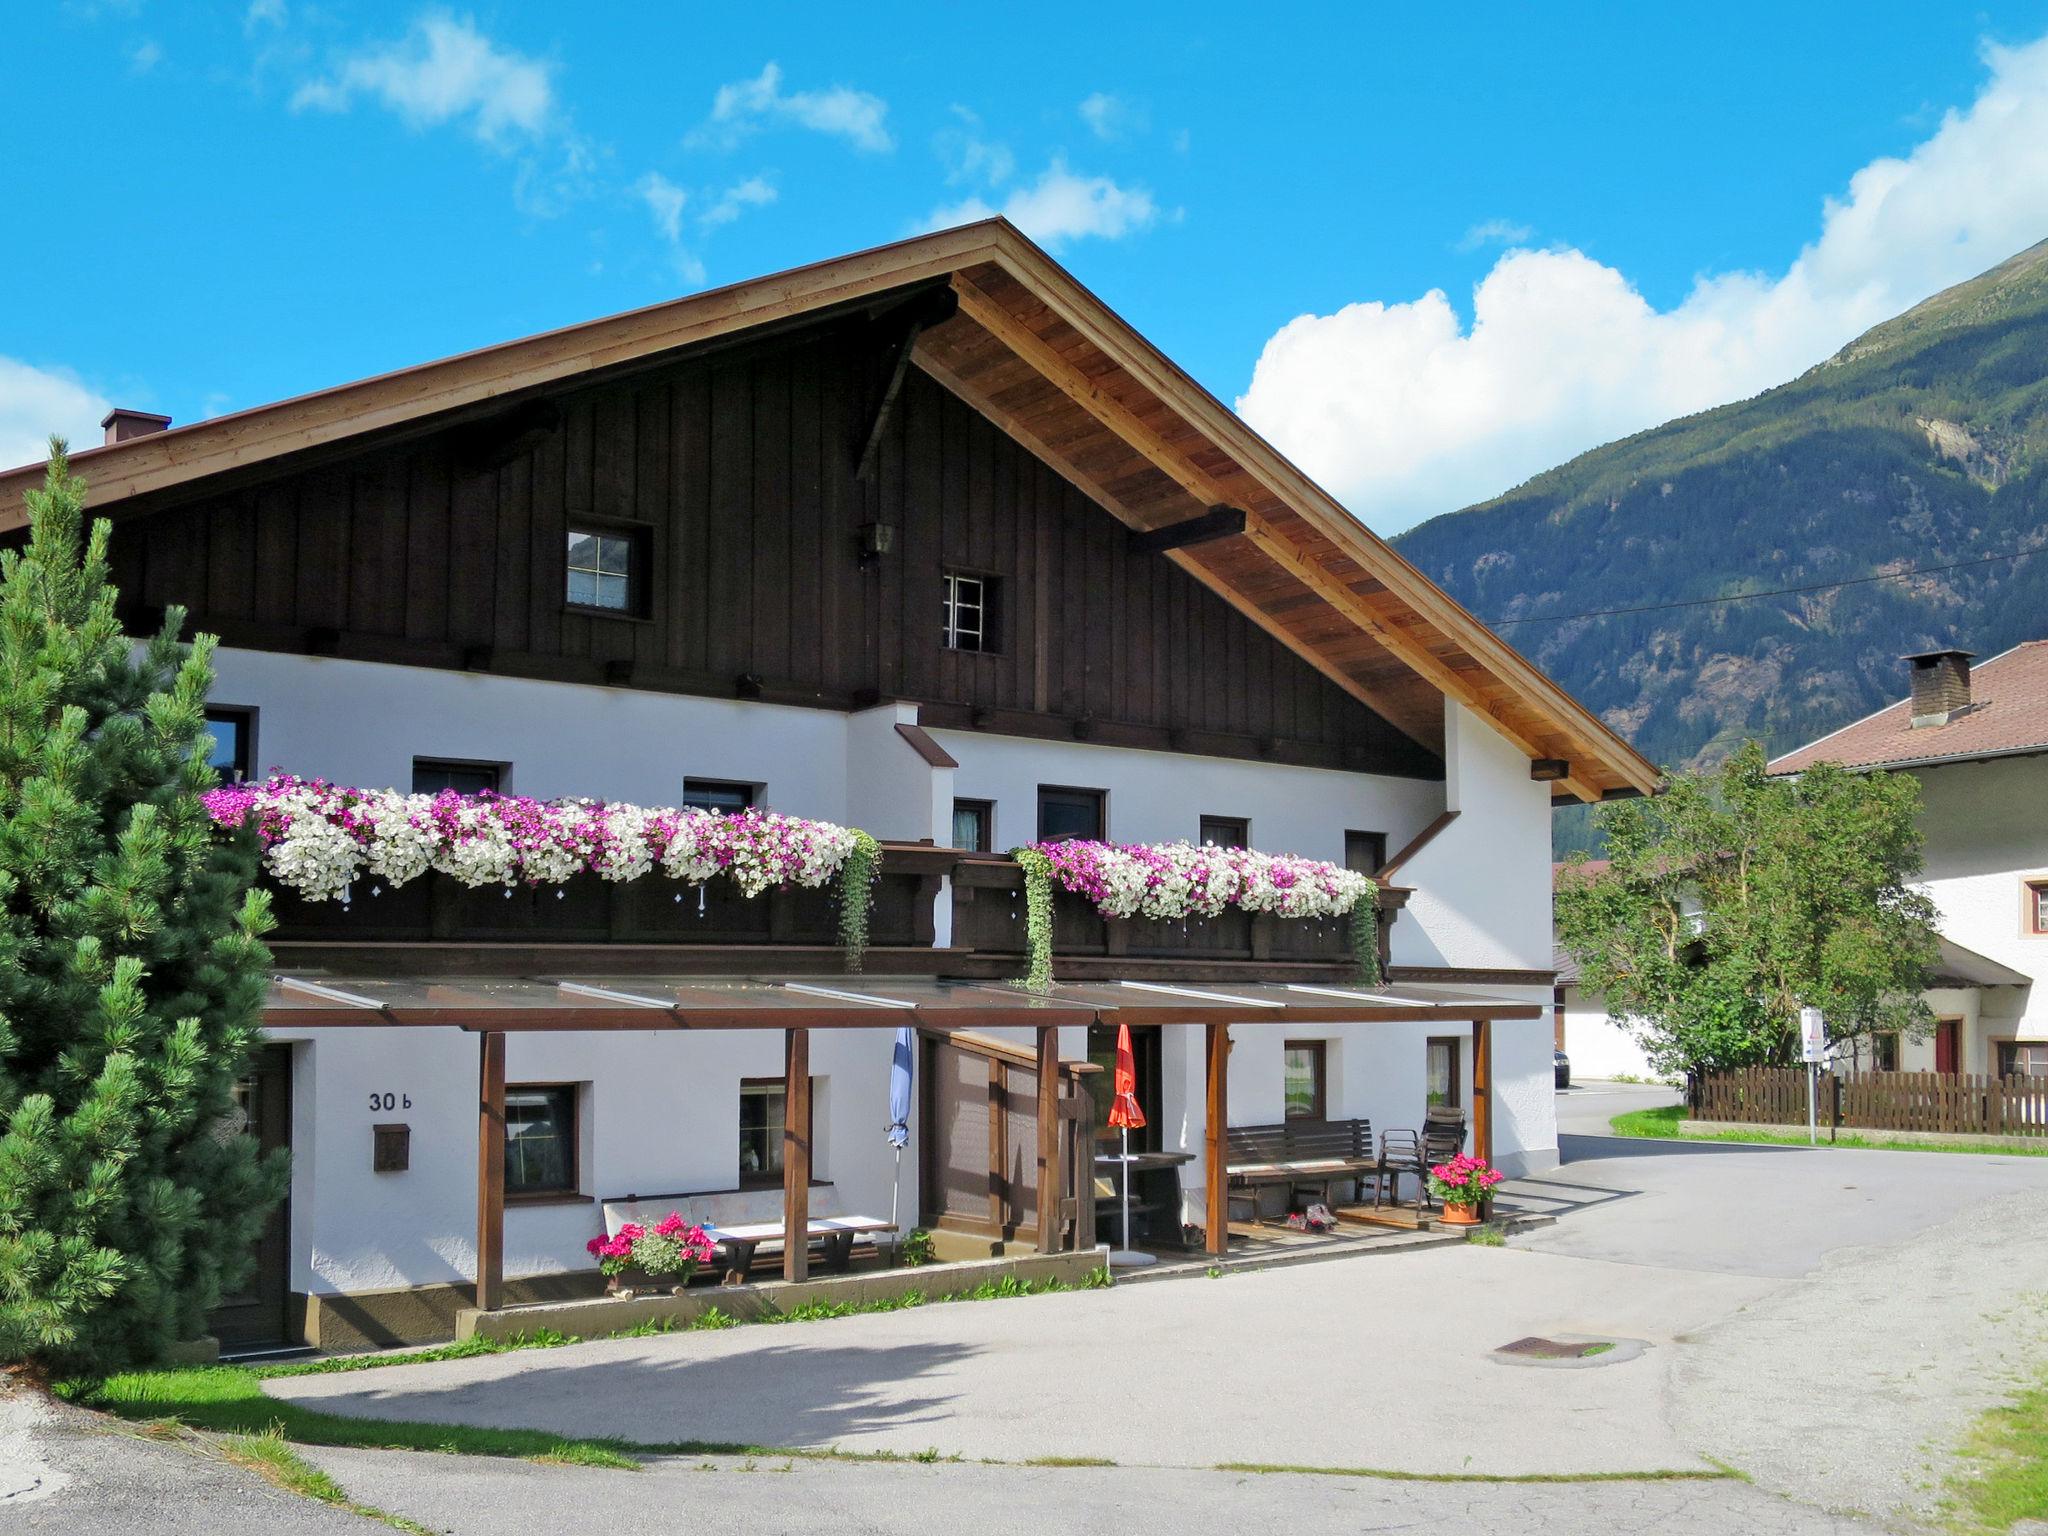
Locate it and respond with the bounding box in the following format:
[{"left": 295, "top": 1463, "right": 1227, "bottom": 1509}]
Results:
[
  {"left": 1346, "top": 830, "right": 1388, "bottom": 876},
  {"left": 943, "top": 571, "right": 999, "bottom": 652},
  {"left": 683, "top": 779, "right": 756, "bottom": 814},
  {"left": 2027, "top": 880, "right": 2048, "bottom": 935},
  {"left": 952, "top": 798, "right": 994, "bottom": 852},
  {"left": 1283, "top": 1041, "right": 1327, "bottom": 1121},
  {"left": 504, "top": 1084, "right": 579, "bottom": 1199},
  {"left": 1200, "top": 816, "right": 1249, "bottom": 849},
  {"left": 205, "top": 707, "right": 255, "bottom": 784},
  {"left": 566, "top": 526, "right": 643, "bottom": 615},
  {"left": 413, "top": 758, "right": 505, "bottom": 796},
  {"left": 1037, "top": 785, "right": 1105, "bottom": 843},
  {"left": 740, "top": 1076, "right": 814, "bottom": 1187}
]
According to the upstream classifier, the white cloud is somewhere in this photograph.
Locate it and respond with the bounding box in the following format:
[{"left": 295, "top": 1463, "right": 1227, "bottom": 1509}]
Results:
[
  {"left": 244, "top": 0, "right": 285, "bottom": 31},
  {"left": 635, "top": 171, "right": 687, "bottom": 245},
  {"left": 1239, "top": 33, "right": 2048, "bottom": 534},
  {"left": 936, "top": 105, "right": 1014, "bottom": 188},
  {"left": 1456, "top": 217, "right": 1532, "bottom": 252},
  {"left": 1079, "top": 91, "right": 1146, "bottom": 141},
  {"left": 923, "top": 158, "right": 1157, "bottom": 249},
  {"left": 292, "top": 10, "right": 554, "bottom": 146},
  {"left": 700, "top": 174, "right": 777, "bottom": 229},
  {"left": 693, "top": 62, "right": 891, "bottom": 153},
  {"left": 126, "top": 38, "right": 162, "bottom": 74},
  {"left": 0, "top": 358, "right": 114, "bottom": 474}
]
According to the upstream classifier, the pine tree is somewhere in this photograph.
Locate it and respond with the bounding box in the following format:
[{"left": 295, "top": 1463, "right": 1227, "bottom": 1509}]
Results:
[{"left": 0, "top": 442, "right": 285, "bottom": 1370}]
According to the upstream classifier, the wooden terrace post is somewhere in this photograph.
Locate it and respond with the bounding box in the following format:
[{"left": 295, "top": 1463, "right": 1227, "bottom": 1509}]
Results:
[
  {"left": 1034, "top": 1026, "right": 1060, "bottom": 1253},
  {"left": 783, "top": 1027, "right": 812, "bottom": 1283},
  {"left": 1472, "top": 1018, "right": 1492, "bottom": 1167},
  {"left": 1204, "top": 1022, "right": 1229, "bottom": 1256},
  {"left": 475, "top": 1030, "right": 506, "bottom": 1313}
]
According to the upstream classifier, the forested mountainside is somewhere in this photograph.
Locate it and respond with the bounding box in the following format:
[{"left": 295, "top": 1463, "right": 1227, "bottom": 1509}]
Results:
[{"left": 1394, "top": 238, "right": 2048, "bottom": 818}]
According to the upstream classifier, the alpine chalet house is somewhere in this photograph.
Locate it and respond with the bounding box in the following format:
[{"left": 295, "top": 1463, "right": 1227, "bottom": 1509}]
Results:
[
  {"left": 0, "top": 221, "right": 1656, "bottom": 1351},
  {"left": 1770, "top": 644, "right": 2045, "bottom": 1076}
]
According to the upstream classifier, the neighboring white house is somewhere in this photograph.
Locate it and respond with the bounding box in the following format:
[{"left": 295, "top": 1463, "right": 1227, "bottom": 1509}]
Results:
[
  {"left": 1769, "top": 645, "right": 2043, "bottom": 1077},
  {"left": 0, "top": 220, "right": 1658, "bottom": 1352},
  {"left": 1554, "top": 644, "right": 2046, "bottom": 1085}
]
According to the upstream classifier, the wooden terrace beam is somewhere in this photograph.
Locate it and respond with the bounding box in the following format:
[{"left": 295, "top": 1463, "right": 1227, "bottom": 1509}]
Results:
[
  {"left": 1034, "top": 1027, "right": 1062, "bottom": 1253},
  {"left": 782, "top": 1027, "right": 812, "bottom": 1283},
  {"left": 1472, "top": 1018, "right": 1493, "bottom": 1174},
  {"left": 475, "top": 1030, "right": 507, "bottom": 1313},
  {"left": 1205, "top": 1022, "right": 1230, "bottom": 1257}
]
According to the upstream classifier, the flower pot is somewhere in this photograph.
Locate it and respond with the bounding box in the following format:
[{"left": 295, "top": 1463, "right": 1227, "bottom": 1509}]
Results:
[{"left": 1440, "top": 1202, "right": 1480, "bottom": 1226}]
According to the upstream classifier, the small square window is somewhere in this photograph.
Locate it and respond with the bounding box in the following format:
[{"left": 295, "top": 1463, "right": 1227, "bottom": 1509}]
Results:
[
  {"left": 952, "top": 798, "right": 994, "bottom": 853},
  {"left": 412, "top": 758, "right": 505, "bottom": 796},
  {"left": 1346, "top": 830, "right": 1388, "bottom": 876},
  {"left": 205, "top": 707, "right": 256, "bottom": 783},
  {"left": 2027, "top": 880, "right": 2048, "bottom": 935},
  {"left": 1283, "top": 1041, "right": 1326, "bottom": 1121},
  {"left": 943, "top": 571, "right": 999, "bottom": 652},
  {"left": 1200, "top": 816, "right": 1248, "bottom": 849},
  {"left": 684, "top": 779, "right": 756, "bottom": 814},
  {"left": 1868, "top": 1032, "right": 1900, "bottom": 1072},
  {"left": 1037, "top": 785, "right": 1105, "bottom": 843},
  {"left": 1998, "top": 1041, "right": 2048, "bottom": 1079},
  {"left": 504, "top": 1084, "right": 578, "bottom": 1197},
  {"left": 740, "top": 1077, "right": 813, "bottom": 1188},
  {"left": 567, "top": 527, "right": 639, "bottom": 614}
]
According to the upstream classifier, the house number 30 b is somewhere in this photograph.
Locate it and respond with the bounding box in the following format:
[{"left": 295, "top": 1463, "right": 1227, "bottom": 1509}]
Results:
[{"left": 369, "top": 1092, "right": 413, "bottom": 1112}]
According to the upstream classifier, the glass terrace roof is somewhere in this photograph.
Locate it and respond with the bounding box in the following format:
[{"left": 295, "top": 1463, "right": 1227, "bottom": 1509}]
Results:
[{"left": 263, "top": 974, "right": 1543, "bottom": 1030}]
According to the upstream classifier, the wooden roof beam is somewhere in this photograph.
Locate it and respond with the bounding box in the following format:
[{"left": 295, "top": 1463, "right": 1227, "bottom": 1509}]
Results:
[
  {"left": 912, "top": 346, "right": 1441, "bottom": 755},
  {"left": 1241, "top": 520, "right": 1603, "bottom": 803}
]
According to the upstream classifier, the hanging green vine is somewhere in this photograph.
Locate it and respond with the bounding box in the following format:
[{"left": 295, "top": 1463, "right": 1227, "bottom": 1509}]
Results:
[
  {"left": 837, "top": 831, "right": 882, "bottom": 973},
  {"left": 1349, "top": 883, "right": 1382, "bottom": 987},
  {"left": 1012, "top": 846, "right": 1056, "bottom": 992}
]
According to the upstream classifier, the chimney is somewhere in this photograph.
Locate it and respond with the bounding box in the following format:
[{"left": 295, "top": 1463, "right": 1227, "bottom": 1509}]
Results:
[
  {"left": 1903, "top": 648, "right": 1975, "bottom": 727},
  {"left": 102, "top": 408, "right": 172, "bottom": 446}
]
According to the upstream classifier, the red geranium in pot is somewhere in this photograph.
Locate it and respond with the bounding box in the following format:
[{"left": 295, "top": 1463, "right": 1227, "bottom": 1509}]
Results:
[{"left": 1426, "top": 1153, "right": 1504, "bottom": 1225}]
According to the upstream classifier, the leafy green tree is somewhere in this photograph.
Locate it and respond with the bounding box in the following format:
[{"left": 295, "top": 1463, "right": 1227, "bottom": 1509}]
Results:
[
  {"left": 0, "top": 443, "right": 284, "bottom": 1370},
  {"left": 1556, "top": 741, "right": 1937, "bottom": 1077}
]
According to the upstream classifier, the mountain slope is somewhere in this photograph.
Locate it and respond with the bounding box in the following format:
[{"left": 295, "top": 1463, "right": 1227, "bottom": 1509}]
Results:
[{"left": 1393, "top": 238, "right": 2048, "bottom": 782}]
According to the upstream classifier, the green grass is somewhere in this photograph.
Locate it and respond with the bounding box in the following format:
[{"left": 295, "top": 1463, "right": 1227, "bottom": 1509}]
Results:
[
  {"left": 1465, "top": 1224, "right": 1508, "bottom": 1247},
  {"left": 1943, "top": 1374, "right": 2048, "bottom": 1533},
  {"left": 1608, "top": 1105, "right": 2048, "bottom": 1156},
  {"left": 220, "top": 1428, "right": 435, "bottom": 1533},
  {"left": 1215, "top": 1461, "right": 1735, "bottom": 1484}
]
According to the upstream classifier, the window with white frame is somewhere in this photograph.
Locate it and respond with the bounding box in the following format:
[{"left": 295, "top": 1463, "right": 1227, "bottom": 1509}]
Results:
[
  {"left": 942, "top": 571, "right": 993, "bottom": 652},
  {"left": 567, "top": 528, "right": 636, "bottom": 613}
]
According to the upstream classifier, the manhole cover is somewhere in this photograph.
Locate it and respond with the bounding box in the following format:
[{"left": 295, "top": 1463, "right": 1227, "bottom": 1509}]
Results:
[
  {"left": 1488, "top": 1333, "right": 1647, "bottom": 1369},
  {"left": 1497, "top": 1336, "right": 1612, "bottom": 1359}
]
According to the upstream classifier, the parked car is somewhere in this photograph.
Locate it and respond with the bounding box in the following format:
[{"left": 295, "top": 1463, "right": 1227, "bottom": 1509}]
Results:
[{"left": 1554, "top": 1049, "right": 1571, "bottom": 1089}]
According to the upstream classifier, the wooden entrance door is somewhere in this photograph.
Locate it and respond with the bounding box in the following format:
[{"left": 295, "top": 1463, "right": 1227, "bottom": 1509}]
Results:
[
  {"left": 209, "top": 1044, "right": 293, "bottom": 1350},
  {"left": 1934, "top": 1018, "right": 1962, "bottom": 1075}
]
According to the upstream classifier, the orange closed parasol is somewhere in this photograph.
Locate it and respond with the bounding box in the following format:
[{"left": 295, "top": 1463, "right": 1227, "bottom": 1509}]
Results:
[{"left": 1108, "top": 1022, "right": 1146, "bottom": 1130}]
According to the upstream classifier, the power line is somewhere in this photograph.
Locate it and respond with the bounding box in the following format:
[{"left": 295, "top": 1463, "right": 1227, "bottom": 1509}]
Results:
[{"left": 1487, "top": 548, "right": 2038, "bottom": 628}]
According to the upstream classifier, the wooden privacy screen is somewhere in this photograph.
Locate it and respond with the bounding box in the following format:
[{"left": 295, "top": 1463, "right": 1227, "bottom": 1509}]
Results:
[{"left": 920, "top": 1032, "right": 1098, "bottom": 1250}]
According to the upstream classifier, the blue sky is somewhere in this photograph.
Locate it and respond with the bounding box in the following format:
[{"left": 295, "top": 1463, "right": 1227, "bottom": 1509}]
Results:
[{"left": 7, "top": 3, "right": 2048, "bottom": 531}]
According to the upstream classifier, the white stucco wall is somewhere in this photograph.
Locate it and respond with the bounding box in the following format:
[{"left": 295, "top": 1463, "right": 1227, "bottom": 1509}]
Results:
[
  {"left": 222, "top": 650, "right": 1563, "bottom": 1294},
  {"left": 1559, "top": 986, "right": 1660, "bottom": 1081},
  {"left": 1911, "top": 755, "right": 2046, "bottom": 1071}
]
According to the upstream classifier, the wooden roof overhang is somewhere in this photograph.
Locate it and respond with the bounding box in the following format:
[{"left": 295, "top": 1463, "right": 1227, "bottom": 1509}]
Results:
[
  {"left": 0, "top": 219, "right": 1655, "bottom": 803},
  {"left": 262, "top": 974, "right": 1541, "bottom": 1032}
]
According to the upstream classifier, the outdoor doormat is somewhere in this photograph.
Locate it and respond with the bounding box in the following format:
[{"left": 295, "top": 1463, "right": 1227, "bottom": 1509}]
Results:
[{"left": 1488, "top": 1333, "right": 1647, "bottom": 1369}]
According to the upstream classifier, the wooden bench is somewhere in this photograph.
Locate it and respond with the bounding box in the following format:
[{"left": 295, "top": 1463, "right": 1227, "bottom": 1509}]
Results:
[
  {"left": 602, "top": 1185, "right": 896, "bottom": 1284},
  {"left": 1225, "top": 1118, "right": 1378, "bottom": 1221}
]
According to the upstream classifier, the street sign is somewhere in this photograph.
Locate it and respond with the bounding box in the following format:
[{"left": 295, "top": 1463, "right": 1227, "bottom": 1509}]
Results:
[{"left": 1799, "top": 1006, "right": 1827, "bottom": 1064}]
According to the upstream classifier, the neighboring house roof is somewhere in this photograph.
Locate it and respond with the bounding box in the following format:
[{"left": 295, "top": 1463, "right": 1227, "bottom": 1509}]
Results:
[
  {"left": 1931, "top": 934, "right": 2032, "bottom": 988},
  {"left": 1551, "top": 942, "right": 1582, "bottom": 988},
  {"left": 0, "top": 220, "right": 1656, "bottom": 804},
  {"left": 1769, "top": 640, "right": 2048, "bottom": 774}
]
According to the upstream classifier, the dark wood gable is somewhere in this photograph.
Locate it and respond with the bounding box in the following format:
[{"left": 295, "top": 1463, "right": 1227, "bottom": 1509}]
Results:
[{"left": 108, "top": 317, "right": 1441, "bottom": 778}]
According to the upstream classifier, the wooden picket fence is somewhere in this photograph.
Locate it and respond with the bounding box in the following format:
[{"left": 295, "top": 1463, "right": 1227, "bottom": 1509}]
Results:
[{"left": 1692, "top": 1066, "right": 2048, "bottom": 1139}]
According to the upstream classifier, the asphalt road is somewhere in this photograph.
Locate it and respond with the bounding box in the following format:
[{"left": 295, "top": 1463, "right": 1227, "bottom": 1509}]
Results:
[{"left": 25, "top": 1083, "right": 2048, "bottom": 1533}]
